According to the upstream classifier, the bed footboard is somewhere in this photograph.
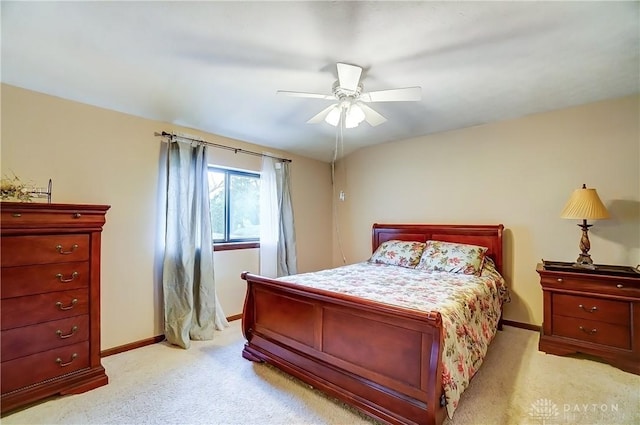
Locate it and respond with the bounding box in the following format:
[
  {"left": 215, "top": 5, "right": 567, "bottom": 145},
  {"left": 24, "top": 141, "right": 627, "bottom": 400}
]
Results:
[{"left": 241, "top": 272, "right": 447, "bottom": 425}]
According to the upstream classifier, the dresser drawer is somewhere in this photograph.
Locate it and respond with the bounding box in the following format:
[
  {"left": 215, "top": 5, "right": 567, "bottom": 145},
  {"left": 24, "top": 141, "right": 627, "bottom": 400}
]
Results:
[
  {"left": 1, "top": 261, "right": 89, "bottom": 299},
  {"left": 1, "top": 315, "right": 89, "bottom": 362},
  {"left": 1, "top": 207, "right": 106, "bottom": 230},
  {"left": 552, "top": 294, "right": 630, "bottom": 325},
  {"left": 1, "top": 341, "right": 89, "bottom": 394},
  {"left": 552, "top": 315, "right": 631, "bottom": 349},
  {"left": 1, "top": 289, "right": 89, "bottom": 330},
  {"left": 1, "top": 235, "right": 90, "bottom": 267}
]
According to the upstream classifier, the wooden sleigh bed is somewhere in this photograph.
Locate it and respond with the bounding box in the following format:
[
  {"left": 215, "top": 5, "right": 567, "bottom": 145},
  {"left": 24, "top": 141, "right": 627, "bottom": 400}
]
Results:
[{"left": 241, "top": 223, "right": 505, "bottom": 425}]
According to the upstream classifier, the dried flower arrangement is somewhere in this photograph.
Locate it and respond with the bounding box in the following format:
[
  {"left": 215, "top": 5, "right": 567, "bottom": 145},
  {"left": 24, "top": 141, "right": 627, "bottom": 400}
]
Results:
[{"left": 0, "top": 173, "right": 35, "bottom": 202}]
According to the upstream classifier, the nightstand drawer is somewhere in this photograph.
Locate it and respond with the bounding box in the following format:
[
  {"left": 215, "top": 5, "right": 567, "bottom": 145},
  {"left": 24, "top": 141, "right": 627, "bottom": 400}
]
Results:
[
  {"left": 540, "top": 275, "right": 640, "bottom": 297},
  {"left": 552, "top": 294, "right": 630, "bottom": 325},
  {"left": 552, "top": 315, "right": 631, "bottom": 349}
]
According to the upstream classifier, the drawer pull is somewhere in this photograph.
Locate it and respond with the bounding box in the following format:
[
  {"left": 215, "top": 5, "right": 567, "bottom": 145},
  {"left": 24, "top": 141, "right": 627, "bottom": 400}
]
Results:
[
  {"left": 73, "top": 212, "right": 82, "bottom": 218},
  {"left": 56, "top": 244, "right": 79, "bottom": 255},
  {"left": 56, "top": 353, "right": 78, "bottom": 367},
  {"left": 616, "top": 284, "right": 624, "bottom": 289},
  {"left": 12, "top": 213, "right": 22, "bottom": 217},
  {"left": 556, "top": 278, "right": 563, "bottom": 283},
  {"left": 55, "top": 299, "right": 78, "bottom": 310},
  {"left": 578, "top": 304, "right": 597, "bottom": 313},
  {"left": 56, "top": 326, "right": 78, "bottom": 339},
  {"left": 579, "top": 326, "right": 597, "bottom": 335},
  {"left": 56, "top": 271, "right": 79, "bottom": 283}
]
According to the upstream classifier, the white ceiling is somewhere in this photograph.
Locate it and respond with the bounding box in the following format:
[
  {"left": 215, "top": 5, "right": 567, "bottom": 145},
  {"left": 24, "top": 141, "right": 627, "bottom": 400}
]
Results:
[{"left": 2, "top": 1, "right": 639, "bottom": 162}]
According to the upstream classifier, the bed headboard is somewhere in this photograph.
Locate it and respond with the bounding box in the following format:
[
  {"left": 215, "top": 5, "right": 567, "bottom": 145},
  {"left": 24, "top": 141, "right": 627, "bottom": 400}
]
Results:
[{"left": 372, "top": 223, "right": 504, "bottom": 275}]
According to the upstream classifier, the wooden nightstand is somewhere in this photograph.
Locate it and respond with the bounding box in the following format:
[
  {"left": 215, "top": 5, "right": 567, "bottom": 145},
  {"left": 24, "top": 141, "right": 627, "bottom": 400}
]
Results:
[{"left": 537, "top": 262, "right": 640, "bottom": 375}]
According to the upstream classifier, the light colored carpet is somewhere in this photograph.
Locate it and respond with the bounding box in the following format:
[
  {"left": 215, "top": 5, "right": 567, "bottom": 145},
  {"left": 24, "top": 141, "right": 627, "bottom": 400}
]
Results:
[{"left": 3, "top": 321, "right": 639, "bottom": 425}]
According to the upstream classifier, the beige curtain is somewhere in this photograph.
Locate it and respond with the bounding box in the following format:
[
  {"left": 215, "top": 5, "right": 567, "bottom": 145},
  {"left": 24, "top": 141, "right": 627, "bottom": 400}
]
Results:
[{"left": 162, "top": 139, "right": 228, "bottom": 349}]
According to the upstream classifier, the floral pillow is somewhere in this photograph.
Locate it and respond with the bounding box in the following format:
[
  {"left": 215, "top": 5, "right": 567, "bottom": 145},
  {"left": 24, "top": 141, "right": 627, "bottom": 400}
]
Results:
[
  {"left": 416, "top": 240, "right": 488, "bottom": 276},
  {"left": 369, "top": 240, "right": 426, "bottom": 268}
]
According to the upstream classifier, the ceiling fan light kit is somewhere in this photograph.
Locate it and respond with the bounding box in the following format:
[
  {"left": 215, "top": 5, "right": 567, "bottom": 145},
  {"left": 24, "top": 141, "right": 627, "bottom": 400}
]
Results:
[
  {"left": 324, "top": 102, "right": 366, "bottom": 128},
  {"left": 324, "top": 105, "right": 342, "bottom": 126},
  {"left": 278, "top": 63, "right": 421, "bottom": 128},
  {"left": 344, "top": 103, "right": 365, "bottom": 128}
]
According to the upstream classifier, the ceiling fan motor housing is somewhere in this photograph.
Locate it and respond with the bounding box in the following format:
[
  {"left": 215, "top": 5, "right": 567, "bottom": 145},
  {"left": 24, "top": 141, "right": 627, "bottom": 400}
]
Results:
[{"left": 332, "top": 80, "right": 363, "bottom": 100}]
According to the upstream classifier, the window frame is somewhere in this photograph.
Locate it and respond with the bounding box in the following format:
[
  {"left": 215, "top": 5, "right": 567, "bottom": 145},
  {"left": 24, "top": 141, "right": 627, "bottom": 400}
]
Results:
[{"left": 208, "top": 166, "right": 261, "bottom": 251}]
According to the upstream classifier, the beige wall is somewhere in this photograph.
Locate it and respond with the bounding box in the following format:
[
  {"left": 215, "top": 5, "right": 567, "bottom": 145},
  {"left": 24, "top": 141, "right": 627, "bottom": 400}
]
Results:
[
  {"left": 1, "top": 84, "right": 333, "bottom": 350},
  {"left": 3, "top": 83, "right": 637, "bottom": 342},
  {"left": 333, "top": 95, "right": 640, "bottom": 326}
]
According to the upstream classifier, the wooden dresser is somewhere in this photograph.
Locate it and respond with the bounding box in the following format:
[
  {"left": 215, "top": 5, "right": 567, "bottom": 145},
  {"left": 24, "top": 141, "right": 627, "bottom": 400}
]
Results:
[
  {"left": 537, "top": 262, "right": 640, "bottom": 374},
  {"left": 1, "top": 202, "right": 110, "bottom": 414}
]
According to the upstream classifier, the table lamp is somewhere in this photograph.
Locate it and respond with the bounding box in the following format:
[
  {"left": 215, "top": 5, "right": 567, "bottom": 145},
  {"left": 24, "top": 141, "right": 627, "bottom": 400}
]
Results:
[{"left": 560, "top": 184, "right": 610, "bottom": 268}]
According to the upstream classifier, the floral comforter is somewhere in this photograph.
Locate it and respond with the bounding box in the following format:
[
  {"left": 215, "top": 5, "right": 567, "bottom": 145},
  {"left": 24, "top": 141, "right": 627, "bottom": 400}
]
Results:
[{"left": 277, "top": 260, "right": 509, "bottom": 419}]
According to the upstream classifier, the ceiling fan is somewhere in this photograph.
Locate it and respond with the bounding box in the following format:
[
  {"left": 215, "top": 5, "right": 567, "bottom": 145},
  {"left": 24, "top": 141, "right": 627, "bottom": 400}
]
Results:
[{"left": 277, "top": 63, "right": 421, "bottom": 128}]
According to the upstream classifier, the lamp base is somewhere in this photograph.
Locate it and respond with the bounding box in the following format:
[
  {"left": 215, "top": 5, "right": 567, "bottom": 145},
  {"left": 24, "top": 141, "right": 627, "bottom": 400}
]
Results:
[
  {"left": 572, "top": 262, "right": 597, "bottom": 270},
  {"left": 573, "top": 222, "right": 597, "bottom": 269}
]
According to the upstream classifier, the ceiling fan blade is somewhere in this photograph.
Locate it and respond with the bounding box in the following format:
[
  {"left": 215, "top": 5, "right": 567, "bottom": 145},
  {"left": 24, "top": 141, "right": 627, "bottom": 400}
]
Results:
[
  {"left": 360, "top": 86, "right": 422, "bottom": 102},
  {"left": 307, "top": 104, "right": 339, "bottom": 124},
  {"left": 336, "top": 63, "right": 362, "bottom": 92},
  {"left": 357, "top": 102, "right": 387, "bottom": 127},
  {"left": 277, "top": 90, "right": 335, "bottom": 100}
]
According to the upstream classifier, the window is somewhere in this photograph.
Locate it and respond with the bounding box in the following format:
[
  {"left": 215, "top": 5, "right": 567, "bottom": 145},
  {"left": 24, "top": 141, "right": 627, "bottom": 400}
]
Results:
[{"left": 208, "top": 167, "right": 260, "bottom": 246}]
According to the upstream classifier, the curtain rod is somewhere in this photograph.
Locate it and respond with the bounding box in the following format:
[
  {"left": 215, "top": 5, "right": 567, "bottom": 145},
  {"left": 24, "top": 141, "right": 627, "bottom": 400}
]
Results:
[{"left": 155, "top": 131, "right": 292, "bottom": 163}]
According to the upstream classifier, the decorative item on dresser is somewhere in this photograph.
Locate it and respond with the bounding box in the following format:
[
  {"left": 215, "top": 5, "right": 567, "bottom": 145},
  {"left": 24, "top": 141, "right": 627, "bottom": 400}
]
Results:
[
  {"left": 1, "top": 202, "right": 110, "bottom": 415},
  {"left": 537, "top": 261, "right": 640, "bottom": 375}
]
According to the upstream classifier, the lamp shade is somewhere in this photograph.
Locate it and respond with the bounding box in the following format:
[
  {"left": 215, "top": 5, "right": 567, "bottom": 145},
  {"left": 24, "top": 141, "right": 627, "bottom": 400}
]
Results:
[{"left": 560, "top": 185, "right": 610, "bottom": 220}]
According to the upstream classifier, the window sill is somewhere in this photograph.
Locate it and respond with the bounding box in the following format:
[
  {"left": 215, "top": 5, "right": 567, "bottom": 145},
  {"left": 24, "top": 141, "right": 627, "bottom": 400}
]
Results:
[{"left": 214, "top": 242, "right": 260, "bottom": 252}]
